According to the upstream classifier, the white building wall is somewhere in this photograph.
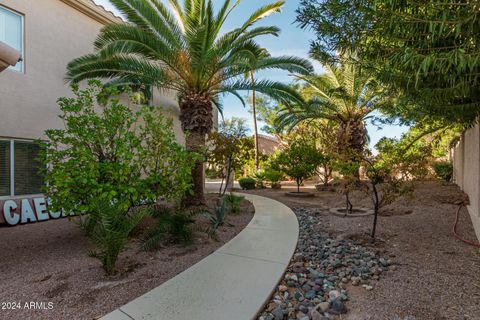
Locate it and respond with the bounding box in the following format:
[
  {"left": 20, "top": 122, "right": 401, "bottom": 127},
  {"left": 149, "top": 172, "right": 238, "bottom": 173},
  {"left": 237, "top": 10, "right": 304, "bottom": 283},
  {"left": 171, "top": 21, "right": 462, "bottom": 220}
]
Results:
[{"left": 453, "top": 123, "right": 480, "bottom": 241}]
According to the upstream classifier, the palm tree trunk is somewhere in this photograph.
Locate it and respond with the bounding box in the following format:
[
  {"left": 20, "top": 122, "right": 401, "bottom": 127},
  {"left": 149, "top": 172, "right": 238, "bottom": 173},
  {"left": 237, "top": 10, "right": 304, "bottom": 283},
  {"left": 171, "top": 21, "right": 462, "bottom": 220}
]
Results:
[
  {"left": 185, "top": 131, "right": 206, "bottom": 205},
  {"left": 250, "top": 70, "right": 259, "bottom": 171},
  {"left": 179, "top": 93, "right": 214, "bottom": 205}
]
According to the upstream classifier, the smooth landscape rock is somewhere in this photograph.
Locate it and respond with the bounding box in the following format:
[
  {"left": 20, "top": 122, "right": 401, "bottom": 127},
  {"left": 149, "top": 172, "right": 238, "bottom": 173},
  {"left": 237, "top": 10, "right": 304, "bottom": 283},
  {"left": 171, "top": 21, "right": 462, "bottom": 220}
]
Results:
[{"left": 257, "top": 207, "right": 396, "bottom": 320}]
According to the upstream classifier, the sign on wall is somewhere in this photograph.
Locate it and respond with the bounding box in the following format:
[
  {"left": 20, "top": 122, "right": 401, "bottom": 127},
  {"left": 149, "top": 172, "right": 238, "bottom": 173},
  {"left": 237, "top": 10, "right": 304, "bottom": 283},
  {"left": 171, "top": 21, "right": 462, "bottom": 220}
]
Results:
[{"left": 0, "top": 196, "right": 73, "bottom": 226}]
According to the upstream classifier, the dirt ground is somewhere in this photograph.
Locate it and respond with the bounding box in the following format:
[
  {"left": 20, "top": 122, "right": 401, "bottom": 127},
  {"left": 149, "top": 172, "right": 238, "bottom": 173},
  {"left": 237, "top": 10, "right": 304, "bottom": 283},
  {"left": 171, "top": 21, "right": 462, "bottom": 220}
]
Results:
[
  {"left": 241, "top": 180, "right": 480, "bottom": 320},
  {"left": 0, "top": 194, "right": 254, "bottom": 320}
]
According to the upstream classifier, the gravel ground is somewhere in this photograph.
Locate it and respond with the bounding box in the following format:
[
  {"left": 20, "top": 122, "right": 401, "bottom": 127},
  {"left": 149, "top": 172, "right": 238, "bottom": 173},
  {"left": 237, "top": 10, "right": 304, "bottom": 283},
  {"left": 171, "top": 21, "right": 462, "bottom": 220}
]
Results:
[
  {"left": 244, "top": 181, "right": 480, "bottom": 320},
  {"left": 0, "top": 194, "right": 254, "bottom": 320}
]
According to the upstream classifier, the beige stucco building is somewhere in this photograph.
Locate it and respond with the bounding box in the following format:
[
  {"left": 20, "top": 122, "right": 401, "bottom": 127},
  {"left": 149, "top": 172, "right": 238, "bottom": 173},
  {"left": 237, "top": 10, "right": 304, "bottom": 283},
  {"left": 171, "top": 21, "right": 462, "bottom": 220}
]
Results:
[
  {"left": 0, "top": 0, "right": 191, "bottom": 224},
  {"left": 453, "top": 123, "right": 480, "bottom": 241}
]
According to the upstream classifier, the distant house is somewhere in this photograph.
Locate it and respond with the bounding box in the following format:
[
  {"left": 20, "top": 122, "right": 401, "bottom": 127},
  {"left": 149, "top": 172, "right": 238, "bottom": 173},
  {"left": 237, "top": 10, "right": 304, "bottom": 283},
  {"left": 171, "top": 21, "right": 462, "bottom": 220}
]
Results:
[{"left": 257, "top": 134, "right": 283, "bottom": 155}]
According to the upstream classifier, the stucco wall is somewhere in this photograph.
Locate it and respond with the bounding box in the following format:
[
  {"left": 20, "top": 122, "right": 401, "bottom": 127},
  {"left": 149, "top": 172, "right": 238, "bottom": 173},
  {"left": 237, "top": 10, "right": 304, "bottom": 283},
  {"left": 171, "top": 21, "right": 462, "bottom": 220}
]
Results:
[
  {"left": 0, "top": 0, "right": 184, "bottom": 142},
  {"left": 453, "top": 124, "right": 480, "bottom": 241}
]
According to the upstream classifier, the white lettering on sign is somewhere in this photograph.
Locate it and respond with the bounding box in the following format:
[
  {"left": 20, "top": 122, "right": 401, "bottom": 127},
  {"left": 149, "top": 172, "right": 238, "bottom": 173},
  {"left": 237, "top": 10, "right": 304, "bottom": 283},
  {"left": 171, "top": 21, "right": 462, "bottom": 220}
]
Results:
[
  {"left": 3, "top": 200, "right": 19, "bottom": 225},
  {"left": 33, "top": 198, "right": 49, "bottom": 221},
  {"left": 21, "top": 199, "right": 37, "bottom": 224},
  {"left": 0, "top": 197, "right": 75, "bottom": 226}
]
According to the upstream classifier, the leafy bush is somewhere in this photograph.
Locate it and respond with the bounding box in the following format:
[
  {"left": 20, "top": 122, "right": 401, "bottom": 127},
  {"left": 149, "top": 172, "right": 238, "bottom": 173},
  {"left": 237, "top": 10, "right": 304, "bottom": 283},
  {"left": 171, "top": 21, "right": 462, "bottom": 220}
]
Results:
[
  {"left": 433, "top": 161, "right": 453, "bottom": 182},
  {"left": 239, "top": 177, "right": 256, "bottom": 190},
  {"left": 274, "top": 142, "right": 325, "bottom": 192},
  {"left": 225, "top": 193, "right": 245, "bottom": 214},
  {"left": 264, "top": 168, "right": 284, "bottom": 187},
  {"left": 84, "top": 199, "right": 146, "bottom": 275},
  {"left": 40, "top": 81, "right": 196, "bottom": 216},
  {"left": 141, "top": 207, "right": 196, "bottom": 251}
]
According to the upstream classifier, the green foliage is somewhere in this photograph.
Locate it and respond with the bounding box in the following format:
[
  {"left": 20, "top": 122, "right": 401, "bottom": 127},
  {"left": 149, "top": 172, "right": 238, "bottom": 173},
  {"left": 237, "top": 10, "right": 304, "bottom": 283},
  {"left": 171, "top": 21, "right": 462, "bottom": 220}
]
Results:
[
  {"left": 201, "top": 197, "right": 232, "bottom": 237},
  {"left": 225, "top": 193, "right": 245, "bottom": 215},
  {"left": 66, "top": 0, "right": 314, "bottom": 202},
  {"left": 277, "top": 54, "right": 393, "bottom": 155},
  {"left": 207, "top": 118, "right": 256, "bottom": 187},
  {"left": 375, "top": 137, "right": 431, "bottom": 181},
  {"left": 141, "top": 207, "right": 196, "bottom": 251},
  {"left": 375, "top": 123, "right": 461, "bottom": 181},
  {"left": 275, "top": 142, "right": 325, "bottom": 192},
  {"left": 297, "top": 0, "right": 480, "bottom": 123},
  {"left": 85, "top": 199, "right": 146, "bottom": 275},
  {"left": 249, "top": 94, "right": 289, "bottom": 137},
  {"left": 40, "top": 82, "right": 195, "bottom": 217},
  {"left": 253, "top": 171, "right": 267, "bottom": 189},
  {"left": 205, "top": 168, "right": 222, "bottom": 179},
  {"left": 263, "top": 168, "right": 284, "bottom": 187},
  {"left": 239, "top": 177, "right": 257, "bottom": 190},
  {"left": 219, "top": 117, "right": 250, "bottom": 138},
  {"left": 433, "top": 161, "right": 453, "bottom": 182}
]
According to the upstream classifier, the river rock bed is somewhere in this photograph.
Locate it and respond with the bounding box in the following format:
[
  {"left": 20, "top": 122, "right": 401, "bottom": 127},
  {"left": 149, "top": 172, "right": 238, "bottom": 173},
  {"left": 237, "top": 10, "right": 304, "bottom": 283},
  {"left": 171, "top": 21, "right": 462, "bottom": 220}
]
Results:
[{"left": 258, "top": 207, "right": 397, "bottom": 320}]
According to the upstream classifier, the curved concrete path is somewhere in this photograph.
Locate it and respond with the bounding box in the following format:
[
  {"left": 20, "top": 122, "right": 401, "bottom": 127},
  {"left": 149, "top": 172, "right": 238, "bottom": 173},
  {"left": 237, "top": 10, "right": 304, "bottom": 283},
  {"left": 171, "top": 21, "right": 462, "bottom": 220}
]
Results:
[{"left": 102, "top": 193, "right": 298, "bottom": 320}]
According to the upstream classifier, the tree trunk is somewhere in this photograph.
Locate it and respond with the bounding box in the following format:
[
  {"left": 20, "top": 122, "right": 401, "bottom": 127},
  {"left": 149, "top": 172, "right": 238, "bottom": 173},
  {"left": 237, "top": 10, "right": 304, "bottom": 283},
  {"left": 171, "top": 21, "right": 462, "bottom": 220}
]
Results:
[
  {"left": 185, "top": 131, "right": 206, "bottom": 205},
  {"left": 250, "top": 71, "right": 260, "bottom": 171},
  {"left": 179, "top": 93, "right": 213, "bottom": 206}
]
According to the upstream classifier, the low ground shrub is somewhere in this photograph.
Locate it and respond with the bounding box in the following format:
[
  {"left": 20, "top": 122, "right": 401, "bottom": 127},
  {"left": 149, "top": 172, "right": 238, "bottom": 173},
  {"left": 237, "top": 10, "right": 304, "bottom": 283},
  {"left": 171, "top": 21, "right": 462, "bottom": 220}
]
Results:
[
  {"left": 141, "top": 206, "right": 196, "bottom": 251},
  {"left": 432, "top": 161, "right": 453, "bottom": 182},
  {"left": 84, "top": 199, "right": 146, "bottom": 275},
  {"left": 225, "top": 193, "right": 245, "bottom": 214},
  {"left": 201, "top": 197, "right": 232, "bottom": 238},
  {"left": 239, "top": 177, "right": 256, "bottom": 190},
  {"left": 263, "top": 168, "right": 284, "bottom": 189}
]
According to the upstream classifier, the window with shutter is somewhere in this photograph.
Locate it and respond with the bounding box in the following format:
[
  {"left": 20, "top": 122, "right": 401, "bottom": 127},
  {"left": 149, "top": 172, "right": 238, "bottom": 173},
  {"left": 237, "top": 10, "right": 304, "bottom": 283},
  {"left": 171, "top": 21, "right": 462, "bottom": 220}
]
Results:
[
  {"left": 0, "top": 140, "right": 10, "bottom": 196},
  {"left": 14, "top": 141, "right": 44, "bottom": 195}
]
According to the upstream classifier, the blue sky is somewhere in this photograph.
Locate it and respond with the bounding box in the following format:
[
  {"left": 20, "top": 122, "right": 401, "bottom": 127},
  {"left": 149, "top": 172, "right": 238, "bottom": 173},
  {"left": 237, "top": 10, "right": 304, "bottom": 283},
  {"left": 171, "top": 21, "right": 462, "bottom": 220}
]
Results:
[{"left": 94, "top": 0, "right": 408, "bottom": 148}]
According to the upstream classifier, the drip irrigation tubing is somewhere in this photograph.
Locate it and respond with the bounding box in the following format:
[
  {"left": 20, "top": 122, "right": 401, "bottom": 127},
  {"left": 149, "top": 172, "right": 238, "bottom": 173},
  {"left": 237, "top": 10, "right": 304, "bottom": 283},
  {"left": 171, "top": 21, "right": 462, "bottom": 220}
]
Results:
[{"left": 453, "top": 205, "right": 480, "bottom": 248}]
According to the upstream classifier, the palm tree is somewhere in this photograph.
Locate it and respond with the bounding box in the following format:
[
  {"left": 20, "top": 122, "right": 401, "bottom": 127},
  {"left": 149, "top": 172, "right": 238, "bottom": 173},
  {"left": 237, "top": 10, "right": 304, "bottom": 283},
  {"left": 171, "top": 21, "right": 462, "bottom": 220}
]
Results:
[
  {"left": 66, "top": 0, "right": 313, "bottom": 204},
  {"left": 246, "top": 49, "right": 270, "bottom": 171},
  {"left": 277, "top": 54, "right": 391, "bottom": 156}
]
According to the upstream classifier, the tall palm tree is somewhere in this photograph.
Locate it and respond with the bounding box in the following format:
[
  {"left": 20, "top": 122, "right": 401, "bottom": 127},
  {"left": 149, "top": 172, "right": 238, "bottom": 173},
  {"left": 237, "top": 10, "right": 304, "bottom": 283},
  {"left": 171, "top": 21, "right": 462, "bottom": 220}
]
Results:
[
  {"left": 277, "top": 55, "right": 391, "bottom": 156},
  {"left": 66, "top": 0, "right": 313, "bottom": 204},
  {"left": 246, "top": 49, "right": 270, "bottom": 171}
]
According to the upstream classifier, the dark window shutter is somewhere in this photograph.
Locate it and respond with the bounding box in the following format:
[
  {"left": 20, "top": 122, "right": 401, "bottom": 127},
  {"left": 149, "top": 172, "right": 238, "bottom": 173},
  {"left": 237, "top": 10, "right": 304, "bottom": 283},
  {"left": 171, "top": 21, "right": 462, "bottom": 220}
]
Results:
[
  {"left": 14, "top": 141, "right": 44, "bottom": 195},
  {"left": 0, "top": 140, "right": 10, "bottom": 196}
]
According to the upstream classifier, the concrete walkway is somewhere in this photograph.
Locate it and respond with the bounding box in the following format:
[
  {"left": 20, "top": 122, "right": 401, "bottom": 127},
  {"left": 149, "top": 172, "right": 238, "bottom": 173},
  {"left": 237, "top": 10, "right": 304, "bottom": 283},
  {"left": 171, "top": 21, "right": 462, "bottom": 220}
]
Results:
[{"left": 102, "top": 193, "right": 298, "bottom": 320}]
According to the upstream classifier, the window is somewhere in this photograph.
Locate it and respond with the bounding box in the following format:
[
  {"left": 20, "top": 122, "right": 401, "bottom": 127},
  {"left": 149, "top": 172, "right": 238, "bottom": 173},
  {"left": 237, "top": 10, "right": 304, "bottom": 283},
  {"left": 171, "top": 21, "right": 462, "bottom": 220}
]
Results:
[
  {"left": 0, "top": 140, "right": 10, "bottom": 196},
  {"left": 0, "top": 6, "right": 23, "bottom": 72},
  {"left": 0, "top": 139, "right": 44, "bottom": 197}
]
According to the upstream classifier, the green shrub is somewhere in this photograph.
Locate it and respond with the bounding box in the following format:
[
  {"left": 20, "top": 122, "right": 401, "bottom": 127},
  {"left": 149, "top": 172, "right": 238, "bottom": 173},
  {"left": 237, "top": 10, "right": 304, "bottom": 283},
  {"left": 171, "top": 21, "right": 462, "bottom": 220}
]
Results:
[
  {"left": 433, "top": 161, "right": 453, "bottom": 182},
  {"left": 274, "top": 142, "right": 325, "bottom": 192},
  {"left": 239, "top": 177, "right": 256, "bottom": 190},
  {"left": 141, "top": 206, "right": 196, "bottom": 251},
  {"left": 263, "top": 168, "right": 284, "bottom": 188},
  {"left": 225, "top": 193, "right": 245, "bottom": 214},
  {"left": 253, "top": 171, "right": 266, "bottom": 189},
  {"left": 84, "top": 199, "right": 146, "bottom": 275},
  {"left": 40, "top": 81, "right": 196, "bottom": 217}
]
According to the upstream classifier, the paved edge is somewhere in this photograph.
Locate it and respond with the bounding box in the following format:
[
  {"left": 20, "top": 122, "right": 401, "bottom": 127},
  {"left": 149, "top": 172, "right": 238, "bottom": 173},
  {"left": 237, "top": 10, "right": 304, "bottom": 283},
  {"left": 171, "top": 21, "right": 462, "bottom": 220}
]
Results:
[{"left": 101, "top": 193, "right": 299, "bottom": 320}]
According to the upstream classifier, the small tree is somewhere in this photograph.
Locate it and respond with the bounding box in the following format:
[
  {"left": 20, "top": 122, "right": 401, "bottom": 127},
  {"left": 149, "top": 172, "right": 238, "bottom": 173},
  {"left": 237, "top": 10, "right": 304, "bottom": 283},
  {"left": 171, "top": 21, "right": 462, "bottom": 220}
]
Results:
[
  {"left": 275, "top": 142, "right": 324, "bottom": 193},
  {"left": 40, "top": 81, "right": 195, "bottom": 274},
  {"left": 335, "top": 157, "right": 362, "bottom": 214},
  {"left": 207, "top": 117, "right": 254, "bottom": 195}
]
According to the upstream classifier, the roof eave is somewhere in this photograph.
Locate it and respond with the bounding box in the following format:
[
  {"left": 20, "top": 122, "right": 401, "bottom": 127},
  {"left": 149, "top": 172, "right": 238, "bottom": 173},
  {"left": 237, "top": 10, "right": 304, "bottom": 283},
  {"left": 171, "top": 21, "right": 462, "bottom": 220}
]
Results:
[{"left": 60, "top": 0, "right": 122, "bottom": 25}]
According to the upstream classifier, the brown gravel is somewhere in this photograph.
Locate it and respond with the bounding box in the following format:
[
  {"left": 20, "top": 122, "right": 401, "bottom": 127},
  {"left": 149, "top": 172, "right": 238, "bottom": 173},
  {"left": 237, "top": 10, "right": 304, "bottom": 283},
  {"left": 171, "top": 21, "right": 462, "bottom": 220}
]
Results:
[
  {"left": 0, "top": 194, "right": 254, "bottom": 320},
  {"left": 242, "top": 181, "right": 480, "bottom": 320}
]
